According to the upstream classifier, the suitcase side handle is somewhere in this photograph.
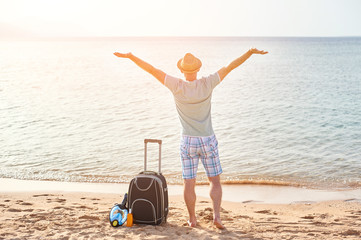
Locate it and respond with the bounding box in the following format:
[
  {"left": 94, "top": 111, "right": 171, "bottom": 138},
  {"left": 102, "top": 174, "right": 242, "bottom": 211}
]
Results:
[{"left": 144, "top": 139, "right": 162, "bottom": 173}]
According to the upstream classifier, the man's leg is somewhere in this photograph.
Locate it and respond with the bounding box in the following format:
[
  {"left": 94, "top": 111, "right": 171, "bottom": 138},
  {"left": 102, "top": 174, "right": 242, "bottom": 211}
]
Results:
[
  {"left": 208, "top": 175, "right": 224, "bottom": 229},
  {"left": 184, "top": 178, "right": 197, "bottom": 227}
]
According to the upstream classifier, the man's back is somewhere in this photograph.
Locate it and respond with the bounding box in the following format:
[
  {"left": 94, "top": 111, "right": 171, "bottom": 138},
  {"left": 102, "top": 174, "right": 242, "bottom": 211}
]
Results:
[{"left": 164, "top": 73, "right": 221, "bottom": 137}]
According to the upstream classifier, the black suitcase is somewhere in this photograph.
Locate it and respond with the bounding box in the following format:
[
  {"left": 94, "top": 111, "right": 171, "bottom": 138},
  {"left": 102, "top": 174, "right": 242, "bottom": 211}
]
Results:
[{"left": 127, "top": 139, "right": 169, "bottom": 225}]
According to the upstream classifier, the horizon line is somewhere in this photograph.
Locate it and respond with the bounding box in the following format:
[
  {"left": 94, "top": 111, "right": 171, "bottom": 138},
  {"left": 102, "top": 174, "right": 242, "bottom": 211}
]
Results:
[{"left": 2, "top": 35, "right": 361, "bottom": 41}]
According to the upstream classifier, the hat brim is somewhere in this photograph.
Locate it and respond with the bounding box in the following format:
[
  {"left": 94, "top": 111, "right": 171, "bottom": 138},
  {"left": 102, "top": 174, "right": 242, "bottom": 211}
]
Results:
[{"left": 177, "top": 58, "right": 202, "bottom": 73}]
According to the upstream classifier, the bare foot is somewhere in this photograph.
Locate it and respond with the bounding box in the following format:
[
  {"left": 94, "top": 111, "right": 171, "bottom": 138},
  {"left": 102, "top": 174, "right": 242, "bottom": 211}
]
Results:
[
  {"left": 213, "top": 218, "right": 225, "bottom": 229},
  {"left": 187, "top": 219, "right": 197, "bottom": 227}
]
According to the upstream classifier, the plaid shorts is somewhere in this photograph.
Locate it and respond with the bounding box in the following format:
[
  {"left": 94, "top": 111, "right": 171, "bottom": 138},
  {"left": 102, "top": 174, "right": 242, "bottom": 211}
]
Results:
[{"left": 180, "top": 134, "right": 222, "bottom": 179}]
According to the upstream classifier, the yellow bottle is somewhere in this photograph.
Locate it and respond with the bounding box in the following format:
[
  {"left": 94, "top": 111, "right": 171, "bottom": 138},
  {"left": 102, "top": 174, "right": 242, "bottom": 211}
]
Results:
[{"left": 126, "top": 209, "right": 133, "bottom": 227}]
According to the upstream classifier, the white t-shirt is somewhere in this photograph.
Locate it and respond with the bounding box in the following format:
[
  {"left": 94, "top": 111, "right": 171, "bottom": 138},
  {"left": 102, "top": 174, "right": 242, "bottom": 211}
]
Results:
[{"left": 164, "top": 73, "right": 221, "bottom": 136}]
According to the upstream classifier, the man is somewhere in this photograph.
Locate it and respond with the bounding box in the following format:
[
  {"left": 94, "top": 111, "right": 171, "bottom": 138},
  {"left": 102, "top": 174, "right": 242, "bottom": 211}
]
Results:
[{"left": 114, "top": 48, "right": 268, "bottom": 228}]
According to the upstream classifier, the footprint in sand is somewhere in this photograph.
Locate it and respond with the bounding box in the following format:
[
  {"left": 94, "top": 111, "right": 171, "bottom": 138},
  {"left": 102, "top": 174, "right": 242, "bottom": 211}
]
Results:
[
  {"left": 54, "top": 206, "right": 74, "bottom": 211},
  {"left": 54, "top": 198, "right": 67, "bottom": 203},
  {"left": 319, "top": 214, "right": 329, "bottom": 219},
  {"left": 255, "top": 210, "right": 270, "bottom": 214},
  {"left": 33, "top": 194, "right": 54, "bottom": 197},
  {"left": 311, "top": 221, "right": 327, "bottom": 226},
  {"left": 98, "top": 211, "right": 109, "bottom": 214},
  {"left": 234, "top": 215, "right": 252, "bottom": 220},
  {"left": 23, "top": 209, "right": 34, "bottom": 212},
  {"left": 169, "top": 207, "right": 181, "bottom": 210},
  {"left": 221, "top": 207, "right": 229, "bottom": 214},
  {"left": 7, "top": 208, "right": 22, "bottom": 212},
  {"left": 341, "top": 229, "right": 361, "bottom": 236},
  {"left": 198, "top": 207, "right": 212, "bottom": 216},
  {"left": 76, "top": 205, "right": 92, "bottom": 209},
  {"left": 79, "top": 215, "right": 101, "bottom": 221},
  {"left": 198, "top": 208, "right": 214, "bottom": 223},
  {"left": 19, "top": 202, "right": 33, "bottom": 206},
  {"left": 223, "top": 216, "right": 234, "bottom": 221},
  {"left": 255, "top": 210, "right": 278, "bottom": 215}
]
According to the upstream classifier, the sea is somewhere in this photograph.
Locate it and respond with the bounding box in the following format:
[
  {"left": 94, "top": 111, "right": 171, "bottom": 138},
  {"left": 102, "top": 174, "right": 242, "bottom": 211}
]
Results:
[{"left": 1, "top": 37, "right": 360, "bottom": 190}]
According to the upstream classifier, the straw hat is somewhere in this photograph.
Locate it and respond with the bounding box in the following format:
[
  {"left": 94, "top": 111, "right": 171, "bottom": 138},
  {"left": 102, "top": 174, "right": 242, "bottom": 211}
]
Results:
[{"left": 177, "top": 53, "right": 202, "bottom": 73}]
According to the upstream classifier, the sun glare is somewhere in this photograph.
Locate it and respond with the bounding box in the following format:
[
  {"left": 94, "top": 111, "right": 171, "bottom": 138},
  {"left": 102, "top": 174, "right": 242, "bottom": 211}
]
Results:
[{"left": 1, "top": 0, "right": 361, "bottom": 37}]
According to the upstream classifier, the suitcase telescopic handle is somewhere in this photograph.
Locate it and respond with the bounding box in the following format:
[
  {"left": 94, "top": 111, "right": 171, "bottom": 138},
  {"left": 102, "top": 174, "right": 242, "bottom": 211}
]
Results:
[{"left": 144, "top": 139, "right": 162, "bottom": 173}]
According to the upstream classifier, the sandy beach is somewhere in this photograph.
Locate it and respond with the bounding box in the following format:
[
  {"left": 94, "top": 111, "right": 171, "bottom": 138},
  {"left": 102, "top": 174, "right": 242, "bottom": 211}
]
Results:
[{"left": 1, "top": 180, "right": 361, "bottom": 239}]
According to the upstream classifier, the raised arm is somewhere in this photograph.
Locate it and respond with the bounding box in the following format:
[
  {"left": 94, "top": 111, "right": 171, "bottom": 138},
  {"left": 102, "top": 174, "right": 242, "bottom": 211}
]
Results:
[
  {"left": 217, "top": 48, "right": 268, "bottom": 81},
  {"left": 114, "top": 52, "right": 166, "bottom": 84}
]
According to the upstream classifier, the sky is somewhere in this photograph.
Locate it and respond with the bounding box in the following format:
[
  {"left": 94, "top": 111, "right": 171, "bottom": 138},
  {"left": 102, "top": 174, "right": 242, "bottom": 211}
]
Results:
[{"left": 1, "top": 0, "right": 361, "bottom": 38}]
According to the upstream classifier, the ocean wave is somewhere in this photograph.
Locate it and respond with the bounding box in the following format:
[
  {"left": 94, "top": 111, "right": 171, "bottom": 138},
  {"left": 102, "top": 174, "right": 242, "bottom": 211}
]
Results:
[{"left": 1, "top": 170, "right": 360, "bottom": 191}]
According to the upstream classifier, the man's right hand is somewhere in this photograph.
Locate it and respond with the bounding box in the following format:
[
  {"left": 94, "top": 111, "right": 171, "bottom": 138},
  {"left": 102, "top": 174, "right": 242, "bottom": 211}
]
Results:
[
  {"left": 249, "top": 48, "right": 268, "bottom": 55},
  {"left": 114, "top": 52, "right": 132, "bottom": 58}
]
